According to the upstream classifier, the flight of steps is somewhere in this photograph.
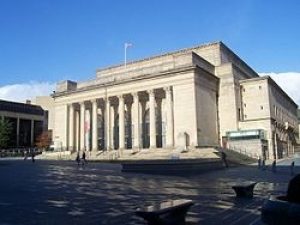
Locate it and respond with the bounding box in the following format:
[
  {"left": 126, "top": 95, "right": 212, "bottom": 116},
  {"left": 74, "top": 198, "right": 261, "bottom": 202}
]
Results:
[{"left": 86, "top": 147, "right": 220, "bottom": 161}]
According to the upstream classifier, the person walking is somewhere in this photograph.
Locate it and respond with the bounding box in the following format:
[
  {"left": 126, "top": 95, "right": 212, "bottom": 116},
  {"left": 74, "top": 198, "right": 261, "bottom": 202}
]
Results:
[
  {"left": 262, "top": 159, "right": 266, "bottom": 170},
  {"left": 272, "top": 160, "right": 276, "bottom": 173},
  {"left": 257, "top": 155, "right": 262, "bottom": 169},
  {"left": 76, "top": 152, "right": 81, "bottom": 166},
  {"left": 82, "top": 151, "right": 86, "bottom": 166},
  {"left": 221, "top": 151, "right": 228, "bottom": 168},
  {"left": 291, "top": 161, "right": 295, "bottom": 176},
  {"left": 31, "top": 152, "right": 35, "bottom": 163}
]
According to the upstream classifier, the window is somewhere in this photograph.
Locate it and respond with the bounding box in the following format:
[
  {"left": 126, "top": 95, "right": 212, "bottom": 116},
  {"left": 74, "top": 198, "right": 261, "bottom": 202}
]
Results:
[
  {"left": 259, "top": 86, "right": 262, "bottom": 90},
  {"left": 260, "top": 106, "right": 264, "bottom": 110},
  {"left": 244, "top": 103, "right": 246, "bottom": 108}
]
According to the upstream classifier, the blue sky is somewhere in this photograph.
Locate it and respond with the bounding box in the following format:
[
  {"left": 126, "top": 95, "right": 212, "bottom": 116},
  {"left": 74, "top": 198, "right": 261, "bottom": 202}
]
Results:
[{"left": 0, "top": 0, "right": 299, "bottom": 102}]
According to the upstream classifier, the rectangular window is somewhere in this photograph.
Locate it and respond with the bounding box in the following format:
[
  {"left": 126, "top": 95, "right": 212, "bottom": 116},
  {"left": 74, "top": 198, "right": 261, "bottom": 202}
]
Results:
[{"left": 261, "top": 106, "right": 264, "bottom": 110}]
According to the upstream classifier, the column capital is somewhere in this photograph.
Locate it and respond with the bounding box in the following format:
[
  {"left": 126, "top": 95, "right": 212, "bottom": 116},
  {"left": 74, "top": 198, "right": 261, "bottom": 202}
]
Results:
[
  {"left": 118, "top": 94, "right": 124, "bottom": 100},
  {"left": 147, "top": 89, "right": 155, "bottom": 97},
  {"left": 68, "top": 103, "right": 74, "bottom": 107},
  {"left": 132, "top": 92, "right": 139, "bottom": 97},
  {"left": 164, "top": 86, "right": 172, "bottom": 93},
  {"left": 79, "top": 101, "right": 85, "bottom": 106},
  {"left": 91, "top": 99, "right": 98, "bottom": 104}
]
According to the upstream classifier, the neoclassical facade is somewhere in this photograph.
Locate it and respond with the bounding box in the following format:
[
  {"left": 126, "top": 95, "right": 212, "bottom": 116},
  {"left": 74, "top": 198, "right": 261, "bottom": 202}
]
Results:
[{"left": 53, "top": 42, "right": 298, "bottom": 159}]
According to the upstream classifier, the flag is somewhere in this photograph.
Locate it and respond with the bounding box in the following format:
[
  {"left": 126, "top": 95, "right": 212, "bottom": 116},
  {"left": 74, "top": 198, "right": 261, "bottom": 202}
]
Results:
[{"left": 125, "top": 43, "right": 133, "bottom": 48}]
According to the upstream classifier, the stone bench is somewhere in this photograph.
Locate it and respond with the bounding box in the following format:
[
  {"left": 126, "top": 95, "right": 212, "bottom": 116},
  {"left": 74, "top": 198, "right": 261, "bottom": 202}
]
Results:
[
  {"left": 232, "top": 182, "right": 257, "bottom": 198},
  {"left": 135, "top": 199, "right": 194, "bottom": 225}
]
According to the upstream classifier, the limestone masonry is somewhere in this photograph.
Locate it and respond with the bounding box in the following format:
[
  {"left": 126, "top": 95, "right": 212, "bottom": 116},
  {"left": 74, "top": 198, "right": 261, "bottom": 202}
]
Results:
[{"left": 53, "top": 41, "right": 298, "bottom": 160}]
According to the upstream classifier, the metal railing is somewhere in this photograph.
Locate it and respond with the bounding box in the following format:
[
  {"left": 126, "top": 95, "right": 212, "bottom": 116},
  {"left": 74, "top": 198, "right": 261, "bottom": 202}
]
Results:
[{"left": 0, "top": 147, "right": 42, "bottom": 158}]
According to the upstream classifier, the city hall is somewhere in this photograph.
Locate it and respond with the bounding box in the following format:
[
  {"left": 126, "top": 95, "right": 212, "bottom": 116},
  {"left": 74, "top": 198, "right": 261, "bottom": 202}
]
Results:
[{"left": 52, "top": 42, "right": 298, "bottom": 160}]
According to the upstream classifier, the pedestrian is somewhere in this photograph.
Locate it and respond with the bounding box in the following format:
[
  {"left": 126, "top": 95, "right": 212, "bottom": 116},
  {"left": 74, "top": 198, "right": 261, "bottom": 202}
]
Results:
[
  {"left": 75, "top": 152, "right": 81, "bottom": 166},
  {"left": 291, "top": 161, "right": 295, "bottom": 176},
  {"left": 262, "top": 159, "right": 266, "bottom": 170},
  {"left": 82, "top": 151, "right": 86, "bottom": 166},
  {"left": 24, "top": 151, "right": 28, "bottom": 160},
  {"left": 272, "top": 160, "right": 276, "bottom": 173},
  {"left": 258, "top": 155, "right": 261, "bottom": 169},
  {"left": 31, "top": 152, "right": 35, "bottom": 163},
  {"left": 221, "top": 151, "right": 228, "bottom": 168}
]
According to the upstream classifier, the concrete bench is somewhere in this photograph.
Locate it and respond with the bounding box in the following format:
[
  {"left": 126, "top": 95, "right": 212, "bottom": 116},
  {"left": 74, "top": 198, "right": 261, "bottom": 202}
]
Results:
[
  {"left": 135, "top": 199, "right": 194, "bottom": 225},
  {"left": 232, "top": 182, "right": 257, "bottom": 198}
]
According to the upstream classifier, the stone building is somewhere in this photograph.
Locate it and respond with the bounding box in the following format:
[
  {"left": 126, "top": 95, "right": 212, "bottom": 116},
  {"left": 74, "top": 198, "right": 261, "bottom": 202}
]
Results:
[
  {"left": 0, "top": 100, "right": 45, "bottom": 147},
  {"left": 33, "top": 96, "right": 55, "bottom": 141},
  {"left": 52, "top": 41, "right": 298, "bottom": 159}
]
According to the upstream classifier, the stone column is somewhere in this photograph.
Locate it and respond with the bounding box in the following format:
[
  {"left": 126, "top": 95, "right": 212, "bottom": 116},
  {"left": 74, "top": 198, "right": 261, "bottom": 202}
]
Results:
[
  {"left": 148, "top": 89, "right": 156, "bottom": 148},
  {"left": 16, "top": 117, "right": 20, "bottom": 147},
  {"left": 75, "top": 110, "right": 80, "bottom": 152},
  {"left": 105, "top": 99, "right": 111, "bottom": 150},
  {"left": 165, "top": 87, "right": 174, "bottom": 148},
  {"left": 110, "top": 104, "right": 115, "bottom": 149},
  {"left": 68, "top": 104, "right": 74, "bottom": 151},
  {"left": 274, "top": 131, "right": 278, "bottom": 159},
  {"left": 30, "top": 120, "right": 34, "bottom": 146},
  {"left": 119, "top": 95, "right": 125, "bottom": 150},
  {"left": 132, "top": 92, "right": 140, "bottom": 149},
  {"left": 80, "top": 102, "right": 85, "bottom": 151},
  {"left": 92, "top": 99, "right": 98, "bottom": 152}
]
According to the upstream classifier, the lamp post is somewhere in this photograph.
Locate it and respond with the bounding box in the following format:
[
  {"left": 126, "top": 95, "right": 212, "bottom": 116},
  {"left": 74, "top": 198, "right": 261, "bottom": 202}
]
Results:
[{"left": 124, "top": 42, "right": 132, "bottom": 68}]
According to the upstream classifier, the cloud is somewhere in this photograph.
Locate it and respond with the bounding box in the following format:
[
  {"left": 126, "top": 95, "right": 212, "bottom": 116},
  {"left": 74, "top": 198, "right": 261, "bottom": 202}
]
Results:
[
  {"left": 259, "top": 72, "right": 300, "bottom": 106},
  {"left": 0, "top": 81, "right": 55, "bottom": 103}
]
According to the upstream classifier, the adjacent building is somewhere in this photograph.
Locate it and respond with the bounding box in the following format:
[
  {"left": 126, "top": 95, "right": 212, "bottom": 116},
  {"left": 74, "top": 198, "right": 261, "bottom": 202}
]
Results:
[
  {"left": 33, "top": 96, "right": 55, "bottom": 142},
  {"left": 52, "top": 41, "right": 298, "bottom": 159},
  {"left": 0, "top": 100, "right": 45, "bottom": 147}
]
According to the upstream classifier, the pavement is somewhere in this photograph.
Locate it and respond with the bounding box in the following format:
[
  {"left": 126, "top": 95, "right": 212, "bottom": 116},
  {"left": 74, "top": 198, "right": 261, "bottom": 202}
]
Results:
[{"left": 0, "top": 157, "right": 299, "bottom": 225}]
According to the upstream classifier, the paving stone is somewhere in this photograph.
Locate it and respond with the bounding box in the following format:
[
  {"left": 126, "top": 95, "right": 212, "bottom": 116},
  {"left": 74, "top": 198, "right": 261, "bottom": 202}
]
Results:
[{"left": 0, "top": 158, "right": 299, "bottom": 225}]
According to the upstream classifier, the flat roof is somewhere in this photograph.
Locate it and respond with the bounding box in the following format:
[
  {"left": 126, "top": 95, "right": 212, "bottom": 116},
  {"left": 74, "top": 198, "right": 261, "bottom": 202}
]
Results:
[{"left": 0, "top": 100, "right": 44, "bottom": 116}]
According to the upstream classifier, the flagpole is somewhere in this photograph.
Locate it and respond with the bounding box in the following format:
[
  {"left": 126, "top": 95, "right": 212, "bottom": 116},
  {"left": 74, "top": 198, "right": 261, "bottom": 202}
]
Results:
[
  {"left": 124, "top": 43, "right": 132, "bottom": 68},
  {"left": 124, "top": 43, "right": 127, "bottom": 68}
]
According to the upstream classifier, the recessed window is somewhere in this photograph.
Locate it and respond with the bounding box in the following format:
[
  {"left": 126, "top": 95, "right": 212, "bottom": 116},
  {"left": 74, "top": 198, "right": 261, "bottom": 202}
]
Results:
[
  {"left": 260, "top": 106, "right": 264, "bottom": 110},
  {"left": 244, "top": 103, "right": 246, "bottom": 107},
  {"left": 244, "top": 115, "right": 247, "bottom": 119},
  {"left": 259, "top": 86, "right": 262, "bottom": 90}
]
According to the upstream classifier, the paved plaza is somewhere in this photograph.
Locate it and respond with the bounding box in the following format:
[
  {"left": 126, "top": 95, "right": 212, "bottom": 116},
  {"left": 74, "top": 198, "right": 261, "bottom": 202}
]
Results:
[{"left": 0, "top": 158, "right": 299, "bottom": 225}]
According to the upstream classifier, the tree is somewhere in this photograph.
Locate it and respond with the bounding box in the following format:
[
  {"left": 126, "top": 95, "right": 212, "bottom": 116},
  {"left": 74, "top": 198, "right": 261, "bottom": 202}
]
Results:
[{"left": 0, "top": 118, "right": 12, "bottom": 149}]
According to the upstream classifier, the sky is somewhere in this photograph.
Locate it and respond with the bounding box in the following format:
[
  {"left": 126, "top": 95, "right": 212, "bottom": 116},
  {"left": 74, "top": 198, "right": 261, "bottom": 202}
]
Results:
[{"left": 0, "top": 0, "right": 299, "bottom": 103}]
